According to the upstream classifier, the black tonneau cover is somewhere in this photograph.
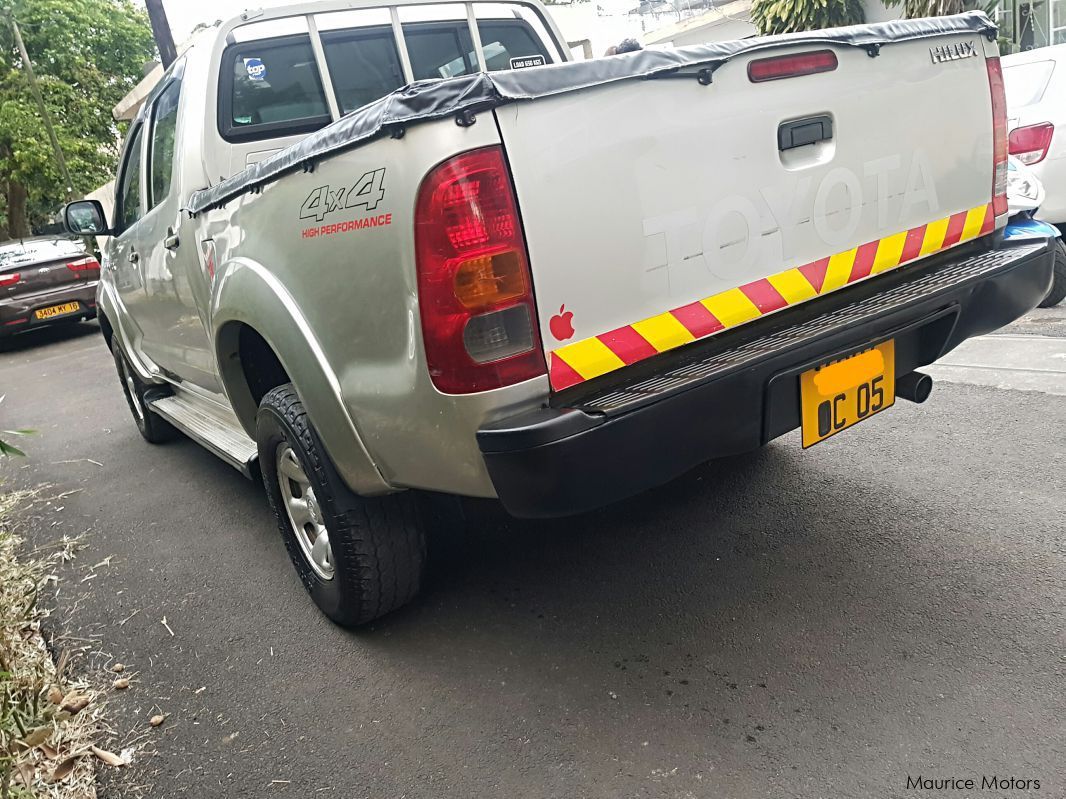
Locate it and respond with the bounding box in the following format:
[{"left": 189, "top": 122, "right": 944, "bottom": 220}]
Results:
[{"left": 187, "top": 12, "right": 995, "bottom": 215}]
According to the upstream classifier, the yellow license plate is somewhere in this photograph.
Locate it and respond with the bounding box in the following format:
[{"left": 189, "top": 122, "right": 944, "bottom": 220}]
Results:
[
  {"left": 34, "top": 301, "right": 80, "bottom": 320},
  {"left": 800, "top": 340, "right": 895, "bottom": 448}
]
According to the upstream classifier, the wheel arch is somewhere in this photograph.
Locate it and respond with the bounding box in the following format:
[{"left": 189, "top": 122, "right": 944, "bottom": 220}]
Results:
[{"left": 211, "top": 257, "right": 391, "bottom": 496}]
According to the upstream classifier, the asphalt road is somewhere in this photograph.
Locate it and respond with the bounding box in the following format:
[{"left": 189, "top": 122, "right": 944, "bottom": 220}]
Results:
[{"left": 1, "top": 317, "right": 1063, "bottom": 799}]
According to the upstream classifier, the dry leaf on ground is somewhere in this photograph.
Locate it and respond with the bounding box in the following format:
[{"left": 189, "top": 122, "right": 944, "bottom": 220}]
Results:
[
  {"left": 91, "top": 746, "right": 128, "bottom": 767},
  {"left": 61, "top": 691, "right": 92, "bottom": 714},
  {"left": 18, "top": 726, "right": 52, "bottom": 750},
  {"left": 13, "top": 761, "right": 34, "bottom": 786},
  {"left": 49, "top": 755, "right": 79, "bottom": 783}
]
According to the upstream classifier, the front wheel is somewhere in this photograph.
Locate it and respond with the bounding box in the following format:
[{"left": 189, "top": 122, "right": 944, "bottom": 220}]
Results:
[
  {"left": 256, "top": 384, "right": 426, "bottom": 626},
  {"left": 1037, "top": 238, "right": 1066, "bottom": 308}
]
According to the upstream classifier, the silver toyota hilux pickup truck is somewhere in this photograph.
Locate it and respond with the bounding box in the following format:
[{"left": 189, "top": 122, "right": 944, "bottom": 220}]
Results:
[{"left": 63, "top": 2, "right": 1057, "bottom": 626}]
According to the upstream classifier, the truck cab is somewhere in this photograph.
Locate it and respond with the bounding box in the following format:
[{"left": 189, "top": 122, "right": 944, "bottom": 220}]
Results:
[{"left": 101, "top": 0, "right": 570, "bottom": 396}]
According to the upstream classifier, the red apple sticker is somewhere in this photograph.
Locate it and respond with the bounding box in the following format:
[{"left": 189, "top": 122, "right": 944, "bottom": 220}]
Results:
[{"left": 549, "top": 304, "right": 575, "bottom": 341}]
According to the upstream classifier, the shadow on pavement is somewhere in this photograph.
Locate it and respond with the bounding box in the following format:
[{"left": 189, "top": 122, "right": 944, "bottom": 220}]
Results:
[{"left": 0, "top": 319, "right": 101, "bottom": 353}]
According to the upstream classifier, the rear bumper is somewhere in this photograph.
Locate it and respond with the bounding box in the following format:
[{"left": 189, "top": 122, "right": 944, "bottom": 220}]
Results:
[
  {"left": 0, "top": 282, "right": 98, "bottom": 333},
  {"left": 477, "top": 236, "right": 1056, "bottom": 518}
]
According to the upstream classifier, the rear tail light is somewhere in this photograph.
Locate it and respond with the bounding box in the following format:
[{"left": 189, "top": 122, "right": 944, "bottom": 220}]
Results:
[
  {"left": 987, "top": 56, "right": 1009, "bottom": 217},
  {"left": 748, "top": 50, "right": 838, "bottom": 82},
  {"left": 1009, "top": 122, "right": 1054, "bottom": 166},
  {"left": 0, "top": 273, "right": 21, "bottom": 288},
  {"left": 66, "top": 256, "right": 100, "bottom": 274},
  {"left": 415, "top": 146, "right": 545, "bottom": 394}
]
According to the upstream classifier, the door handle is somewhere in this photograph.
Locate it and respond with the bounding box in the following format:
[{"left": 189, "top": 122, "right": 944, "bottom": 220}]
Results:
[
  {"left": 127, "top": 250, "right": 139, "bottom": 264},
  {"left": 164, "top": 228, "right": 180, "bottom": 250}
]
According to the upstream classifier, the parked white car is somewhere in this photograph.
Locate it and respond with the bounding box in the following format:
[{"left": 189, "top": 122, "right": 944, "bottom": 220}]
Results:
[
  {"left": 1004, "top": 44, "right": 1065, "bottom": 219},
  {"left": 1003, "top": 45, "right": 1066, "bottom": 306}
]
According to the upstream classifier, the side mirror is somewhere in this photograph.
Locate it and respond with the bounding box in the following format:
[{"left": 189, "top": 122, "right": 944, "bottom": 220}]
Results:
[{"left": 62, "top": 200, "right": 111, "bottom": 236}]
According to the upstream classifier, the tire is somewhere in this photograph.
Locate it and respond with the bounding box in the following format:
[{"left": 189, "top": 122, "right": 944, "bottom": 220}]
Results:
[
  {"left": 256, "top": 384, "right": 426, "bottom": 627},
  {"left": 1037, "top": 239, "right": 1066, "bottom": 308},
  {"left": 111, "top": 338, "right": 178, "bottom": 443}
]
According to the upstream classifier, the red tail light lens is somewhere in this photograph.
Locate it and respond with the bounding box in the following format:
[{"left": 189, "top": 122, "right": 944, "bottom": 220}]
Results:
[
  {"left": 1009, "top": 122, "right": 1054, "bottom": 166},
  {"left": 987, "top": 57, "right": 1009, "bottom": 217},
  {"left": 0, "top": 273, "right": 21, "bottom": 288},
  {"left": 66, "top": 256, "right": 100, "bottom": 274},
  {"left": 748, "top": 50, "right": 838, "bottom": 82},
  {"left": 415, "top": 146, "right": 545, "bottom": 394}
]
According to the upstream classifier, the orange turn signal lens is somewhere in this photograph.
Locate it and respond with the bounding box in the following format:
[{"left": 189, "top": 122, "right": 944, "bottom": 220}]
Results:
[{"left": 452, "top": 250, "right": 529, "bottom": 309}]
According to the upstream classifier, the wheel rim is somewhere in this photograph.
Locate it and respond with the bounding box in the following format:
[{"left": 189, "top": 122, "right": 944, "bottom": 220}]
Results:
[
  {"left": 120, "top": 357, "right": 145, "bottom": 423},
  {"left": 275, "top": 444, "right": 334, "bottom": 580}
]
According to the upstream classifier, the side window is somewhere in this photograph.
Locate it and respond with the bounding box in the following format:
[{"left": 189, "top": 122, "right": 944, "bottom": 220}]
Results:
[
  {"left": 477, "top": 21, "right": 552, "bottom": 72},
  {"left": 220, "top": 35, "right": 330, "bottom": 142},
  {"left": 148, "top": 80, "right": 181, "bottom": 209},
  {"left": 117, "top": 124, "right": 145, "bottom": 232},
  {"left": 321, "top": 28, "right": 405, "bottom": 114},
  {"left": 403, "top": 23, "right": 475, "bottom": 81}
]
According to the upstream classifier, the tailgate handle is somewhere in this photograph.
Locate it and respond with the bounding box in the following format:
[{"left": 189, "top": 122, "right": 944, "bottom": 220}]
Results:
[{"left": 778, "top": 115, "right": 833, "bottom": 151}]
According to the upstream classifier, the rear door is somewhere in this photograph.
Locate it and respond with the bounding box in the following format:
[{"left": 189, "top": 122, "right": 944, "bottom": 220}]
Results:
[{"left": 495, "top": 35, "right": 1000, "bottom": 389}]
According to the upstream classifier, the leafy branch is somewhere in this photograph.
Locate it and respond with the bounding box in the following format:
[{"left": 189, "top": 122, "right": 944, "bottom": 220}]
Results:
[{"left": 0, "top": 397, "right": 32, "bottom": 458}]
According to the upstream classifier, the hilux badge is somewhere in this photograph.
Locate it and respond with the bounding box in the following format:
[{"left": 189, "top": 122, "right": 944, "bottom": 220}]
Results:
[{"left": 930, "top": 41, "right": 977, "bottom": 63}]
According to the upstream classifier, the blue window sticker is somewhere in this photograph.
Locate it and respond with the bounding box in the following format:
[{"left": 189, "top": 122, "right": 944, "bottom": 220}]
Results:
[{"left": 244, "top": 58, "right": 267, "bottom": 81}]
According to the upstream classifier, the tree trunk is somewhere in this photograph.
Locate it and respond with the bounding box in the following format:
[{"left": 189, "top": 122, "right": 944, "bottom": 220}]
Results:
[{"left": 6, "top": 179, "right": 30, "bottom": 239}]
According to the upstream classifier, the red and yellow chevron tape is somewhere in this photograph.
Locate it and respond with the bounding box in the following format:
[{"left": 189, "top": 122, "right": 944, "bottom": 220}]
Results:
[{"left": 548, "top": 203, "right": 994, "bottom": 391}]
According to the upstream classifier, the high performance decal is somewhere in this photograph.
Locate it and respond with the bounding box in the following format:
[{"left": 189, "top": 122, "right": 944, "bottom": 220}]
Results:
[{"left": 299, "top": 168, "right": 390, "bottom": 239}]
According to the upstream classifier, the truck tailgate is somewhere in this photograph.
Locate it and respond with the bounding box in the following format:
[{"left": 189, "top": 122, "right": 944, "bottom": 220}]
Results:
[{"left": 495, "top": 33, "right": 1001, "bottom": 390}]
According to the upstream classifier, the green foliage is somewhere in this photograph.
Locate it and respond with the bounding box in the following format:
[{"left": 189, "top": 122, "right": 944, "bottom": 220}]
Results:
[
  {"left": 881, "top": 0, "right": 965, "bottom": 17},
  {"left": 750, "top": 0, "right": 865, "bottom": 35},
  {"left": 0, "top": 397, "right": 32, "bottom": 457},
  {"left": 0, "top": 0, "right": 155, "bottom": 235}
]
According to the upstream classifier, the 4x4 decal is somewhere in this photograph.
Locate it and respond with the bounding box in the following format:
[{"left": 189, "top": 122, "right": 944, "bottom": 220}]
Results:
[{"left": 299, "top": 168, "right": 386, "bottom": 223}]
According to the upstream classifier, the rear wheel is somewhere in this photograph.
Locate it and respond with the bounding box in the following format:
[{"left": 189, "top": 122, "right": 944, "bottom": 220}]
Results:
[
  {"left": 256, "top": 384, "right": 426, "bottom": 627},
  {"left": 111, "top": 338, "right": 177, "bottom": 443},
  {"left": 1037, "top": 239, "right": 1066, "bottom": 308}
]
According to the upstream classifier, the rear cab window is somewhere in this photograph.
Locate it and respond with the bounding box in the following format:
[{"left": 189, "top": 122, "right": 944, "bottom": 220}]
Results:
[
  {"left": 398, "top": 3, "right": 557, "bottom": 80},
  {"left": 218, "top": 3, "right": 564, "bottom": 143},
  {"left": 475, "top": 3, "right": 560, "bottom": 71}
]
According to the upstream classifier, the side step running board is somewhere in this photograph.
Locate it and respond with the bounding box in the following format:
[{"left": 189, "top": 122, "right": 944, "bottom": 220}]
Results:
[{"left": 148, "top": 394, "right": 258, "bottom": 477}]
